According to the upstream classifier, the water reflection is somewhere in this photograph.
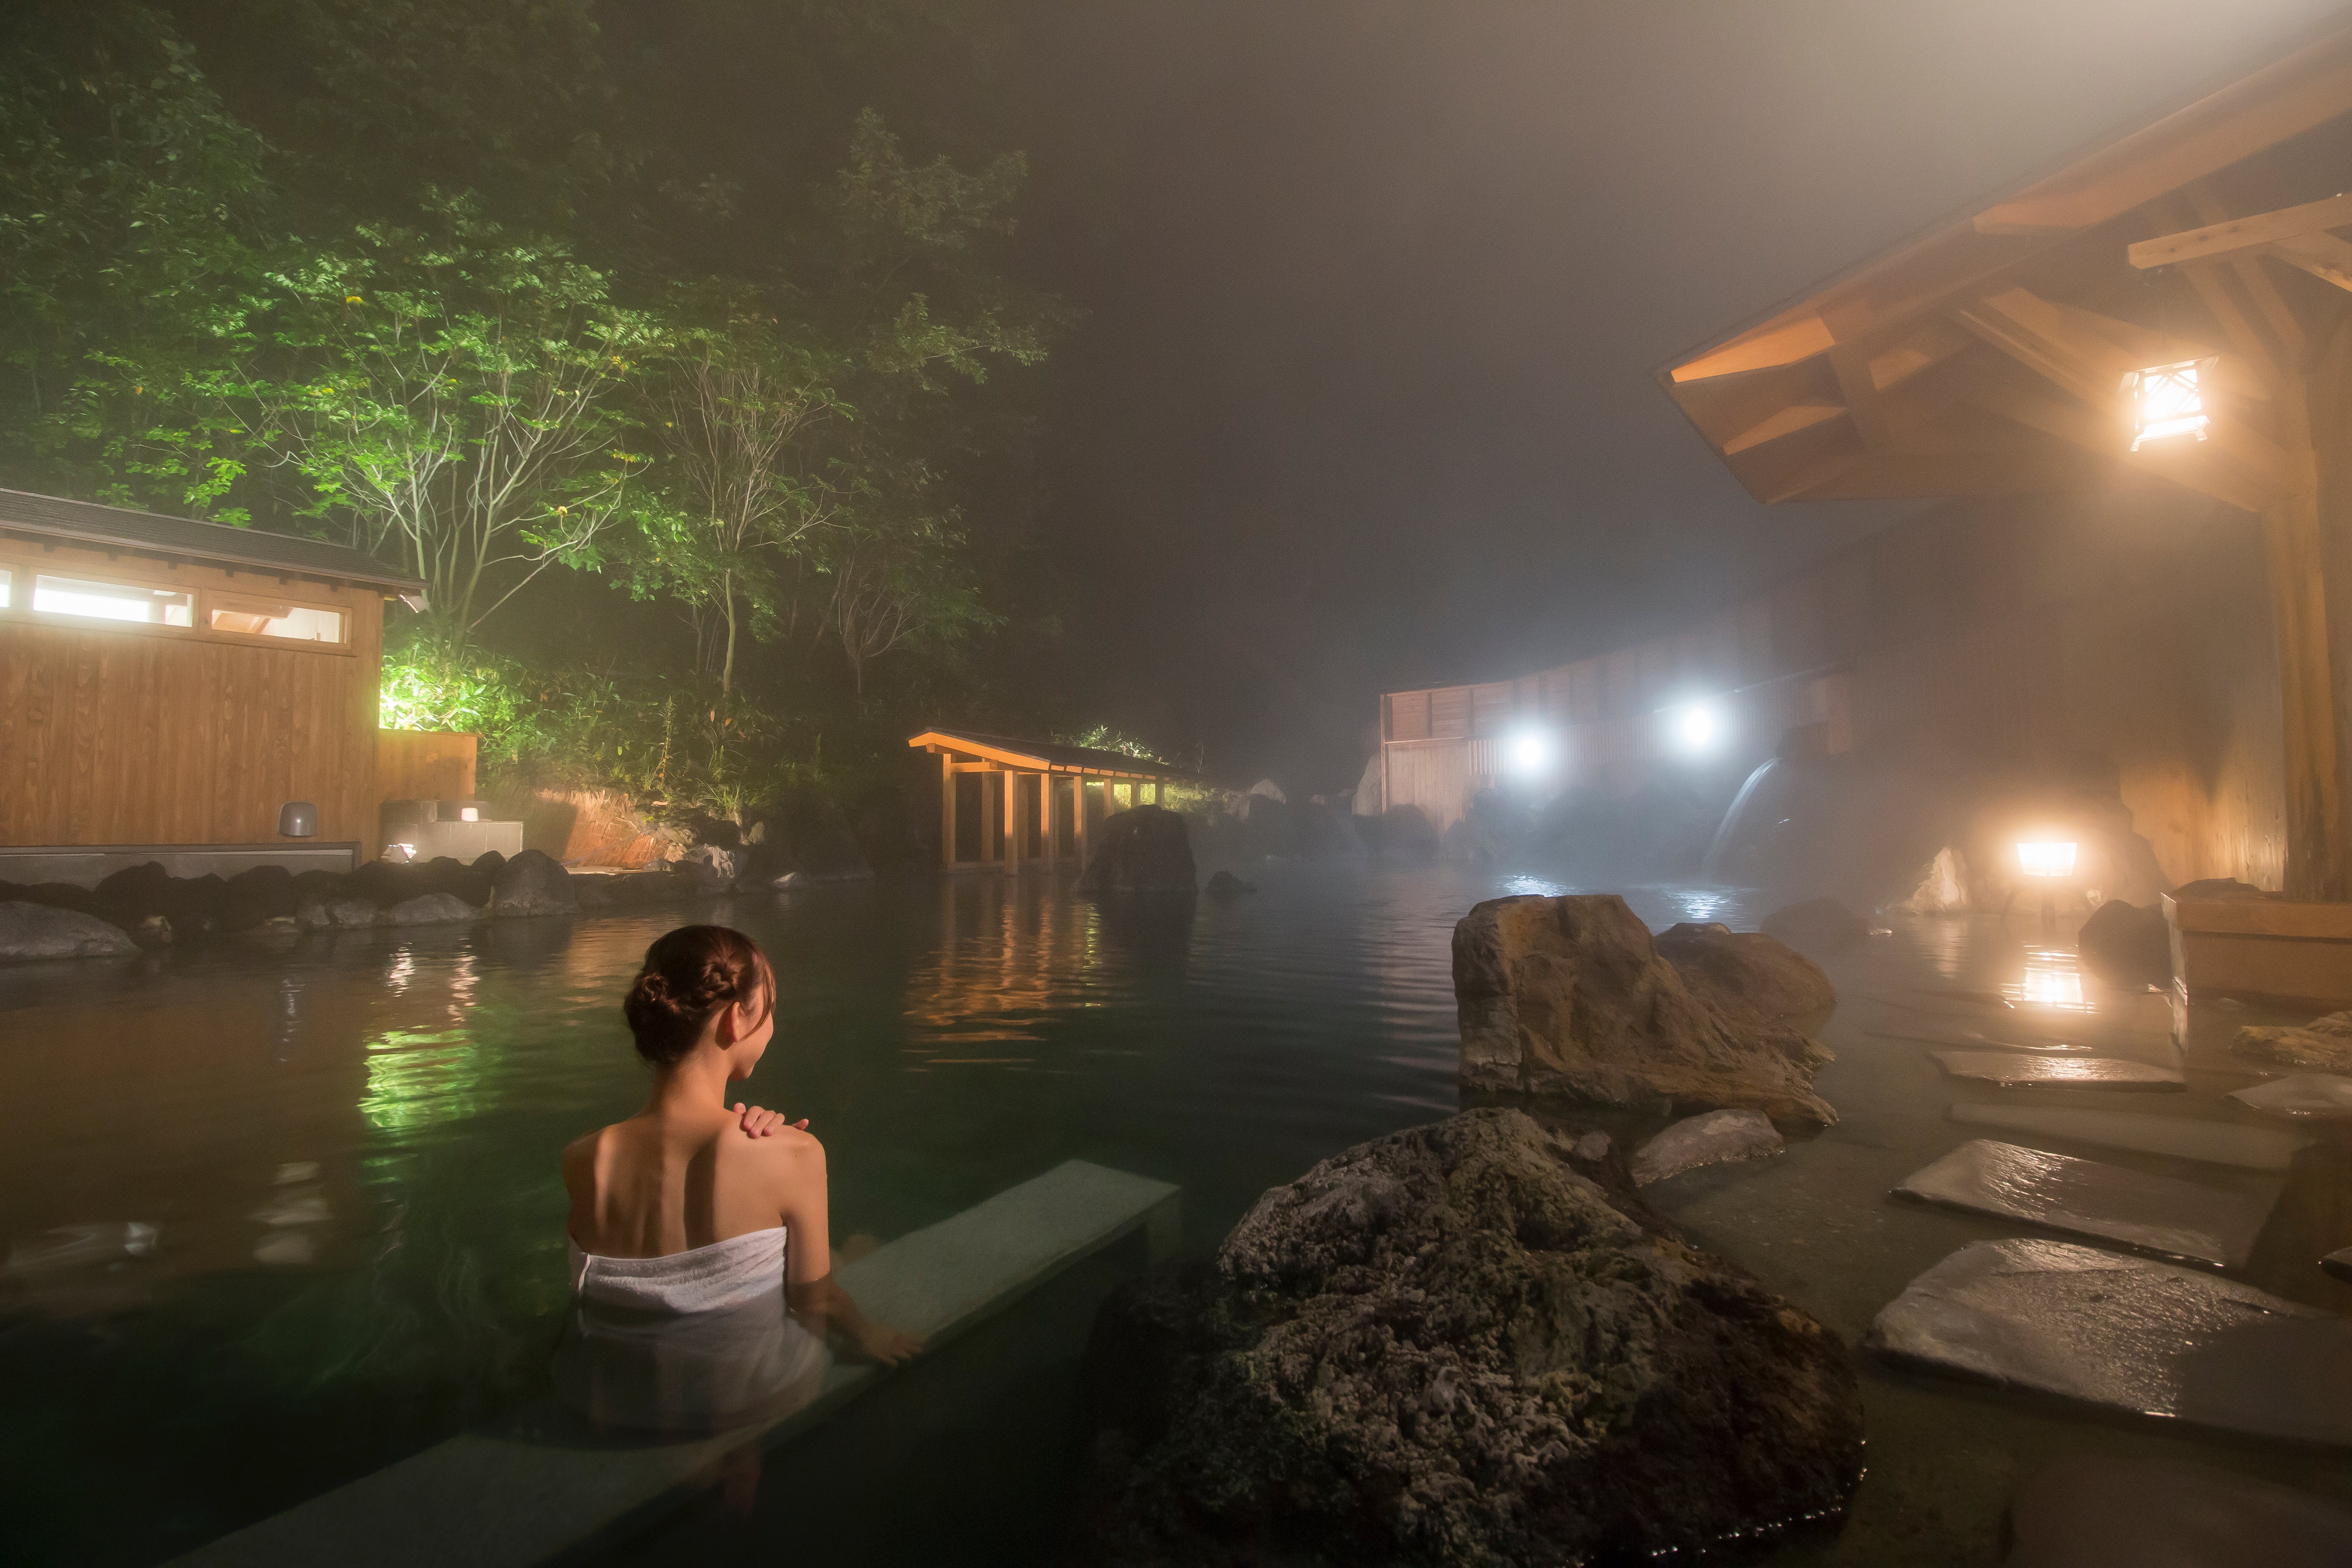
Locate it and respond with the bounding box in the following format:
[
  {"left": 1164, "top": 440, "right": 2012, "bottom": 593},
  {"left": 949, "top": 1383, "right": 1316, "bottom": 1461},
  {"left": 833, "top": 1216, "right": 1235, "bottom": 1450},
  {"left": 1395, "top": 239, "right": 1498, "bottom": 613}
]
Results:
[{"left": 2014, "top": 946, "right": 2089, "bottom": 1011}]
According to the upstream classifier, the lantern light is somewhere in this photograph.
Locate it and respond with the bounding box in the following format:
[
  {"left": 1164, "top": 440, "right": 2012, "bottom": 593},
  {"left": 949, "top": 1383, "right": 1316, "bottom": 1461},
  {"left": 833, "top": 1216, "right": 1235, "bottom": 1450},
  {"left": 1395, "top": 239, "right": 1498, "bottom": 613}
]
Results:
[
  {"left": 2015, "top": 840, "right": 2079, "bottom": 879},
  {"left": 1666, "top": 699, "right": 1724, "bottom": 757},
  {"left": 2120, "top": 358, "right": 2212, "bottom": 451}
]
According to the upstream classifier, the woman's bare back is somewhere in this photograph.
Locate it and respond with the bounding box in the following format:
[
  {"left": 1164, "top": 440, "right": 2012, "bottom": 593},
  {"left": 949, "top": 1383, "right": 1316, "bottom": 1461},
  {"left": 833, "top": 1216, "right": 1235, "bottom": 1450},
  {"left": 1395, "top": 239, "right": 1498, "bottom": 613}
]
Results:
[{"left": 564, "top": 1109, "right": 827, "bottom": 1267}]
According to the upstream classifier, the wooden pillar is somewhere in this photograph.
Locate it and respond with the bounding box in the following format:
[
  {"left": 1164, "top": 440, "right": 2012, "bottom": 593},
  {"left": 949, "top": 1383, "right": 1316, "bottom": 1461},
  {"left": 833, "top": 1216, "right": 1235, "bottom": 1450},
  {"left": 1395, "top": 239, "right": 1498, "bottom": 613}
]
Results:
[
  {"left": 1043, "top": 773, "right": 1059, "bottom": 868},
  {"left": 1073, "top": 776, "right": 1091, "bottom": 867},
  {"left": 940, "top": 753, "right": 956, "bottom": 867},
  {"left": 2304, "top": 313, "right": 2352, "bottom": 900},
  {"left": 1002, "top": 767, "right": 1020, "bottom": 869}
]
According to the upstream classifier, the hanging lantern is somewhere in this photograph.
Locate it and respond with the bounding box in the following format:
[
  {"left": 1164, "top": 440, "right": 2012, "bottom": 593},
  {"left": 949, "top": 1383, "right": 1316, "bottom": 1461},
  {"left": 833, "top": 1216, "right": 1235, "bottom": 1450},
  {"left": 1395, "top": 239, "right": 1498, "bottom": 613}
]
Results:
[{"left": 2119, "top": 358, "right": 2214, "bottom": 450}]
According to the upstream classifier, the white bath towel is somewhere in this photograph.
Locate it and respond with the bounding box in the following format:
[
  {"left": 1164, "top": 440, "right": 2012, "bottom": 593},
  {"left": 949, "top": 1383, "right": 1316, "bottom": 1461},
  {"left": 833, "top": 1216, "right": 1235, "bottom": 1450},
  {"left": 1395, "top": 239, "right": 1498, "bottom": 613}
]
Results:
[{"left": 567, "top": 1226, "right": 787, "bottom": 1314}]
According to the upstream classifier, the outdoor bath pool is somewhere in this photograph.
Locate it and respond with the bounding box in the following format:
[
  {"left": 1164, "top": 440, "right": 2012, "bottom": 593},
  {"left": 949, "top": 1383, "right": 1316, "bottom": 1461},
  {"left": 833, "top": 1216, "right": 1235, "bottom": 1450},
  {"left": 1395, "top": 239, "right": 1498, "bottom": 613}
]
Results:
[{"left": 3, "top": 864, "right": 2348, "bottom": 1564}]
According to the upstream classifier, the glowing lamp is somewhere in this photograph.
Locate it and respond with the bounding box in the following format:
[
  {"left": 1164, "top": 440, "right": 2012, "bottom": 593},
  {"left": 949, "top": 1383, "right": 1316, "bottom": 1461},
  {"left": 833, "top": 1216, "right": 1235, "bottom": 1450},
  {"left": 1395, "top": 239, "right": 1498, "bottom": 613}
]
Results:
[
  {"left": 2120, "top": 358, "right": 2212, "bottom": 451},
  {"left": 1666, "top": 699, "right": 1723, "bottom": 756},
  {"left": 1507, "top": 727, "right": 1553, "bottom": 775},
  {"left": 2015, "top": 840, "right": 2078, "bottom": 879}
]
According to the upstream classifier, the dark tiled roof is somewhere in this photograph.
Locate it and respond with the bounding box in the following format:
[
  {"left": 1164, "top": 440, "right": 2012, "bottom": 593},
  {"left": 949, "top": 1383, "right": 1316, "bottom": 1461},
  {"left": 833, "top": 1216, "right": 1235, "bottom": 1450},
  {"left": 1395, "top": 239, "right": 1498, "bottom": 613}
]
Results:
[
  {"left": 911, "top": 729, "right": 1199, "bottom": 780},
  {"left": 0, "top": 488, "right": 426, "bottom": 595}
]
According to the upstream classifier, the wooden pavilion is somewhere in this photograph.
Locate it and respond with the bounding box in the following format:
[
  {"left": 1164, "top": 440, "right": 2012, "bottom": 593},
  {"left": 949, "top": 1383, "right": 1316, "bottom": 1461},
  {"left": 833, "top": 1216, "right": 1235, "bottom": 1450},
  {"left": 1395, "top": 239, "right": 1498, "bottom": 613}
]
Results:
[
  {"left": 908, "top": 729, "right": 1195, "bottom": 871},
  {"left": 1658, "top": 16, "right": 2352, "bottom": 907}
]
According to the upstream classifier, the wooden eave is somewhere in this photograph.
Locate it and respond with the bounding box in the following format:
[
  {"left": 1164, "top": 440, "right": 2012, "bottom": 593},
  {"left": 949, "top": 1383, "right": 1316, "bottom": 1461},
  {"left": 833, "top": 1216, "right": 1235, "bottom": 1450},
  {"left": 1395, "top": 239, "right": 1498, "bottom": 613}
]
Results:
[
  {"left": 1657, "top": 15, "right": 2352, "bottom": 511},
  {"left": 906, "top": 730, "right": 1195, "bottom": 782}
]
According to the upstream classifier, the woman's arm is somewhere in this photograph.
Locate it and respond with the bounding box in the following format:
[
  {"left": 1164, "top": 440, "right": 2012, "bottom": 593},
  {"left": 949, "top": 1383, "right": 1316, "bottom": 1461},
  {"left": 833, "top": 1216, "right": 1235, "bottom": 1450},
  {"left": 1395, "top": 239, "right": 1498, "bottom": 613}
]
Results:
[{"left": 769, "top": 1133, "right": 923, "bottom": 1365}]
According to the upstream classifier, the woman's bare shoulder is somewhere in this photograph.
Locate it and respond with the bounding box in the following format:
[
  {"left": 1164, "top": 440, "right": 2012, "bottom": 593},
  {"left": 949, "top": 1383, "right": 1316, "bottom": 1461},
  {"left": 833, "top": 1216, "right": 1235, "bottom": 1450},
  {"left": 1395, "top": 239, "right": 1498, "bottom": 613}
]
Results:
[{"left": 560, "top": 1124, "right": 610, "bottom": 1190}]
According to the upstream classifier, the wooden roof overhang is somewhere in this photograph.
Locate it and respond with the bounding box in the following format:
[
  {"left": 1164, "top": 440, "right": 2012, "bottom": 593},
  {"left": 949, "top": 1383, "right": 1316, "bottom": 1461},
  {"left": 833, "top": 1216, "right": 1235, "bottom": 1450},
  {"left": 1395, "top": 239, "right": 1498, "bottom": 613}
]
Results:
[
  {"left": 908, "top": 729, "right": 1198, "bottom": 783},
  {"left": 1657, "top": 16, "right": 2352, "bottom": 515},
  {"left": 0, "top": 488, "right": 428, "bottom": 602}
]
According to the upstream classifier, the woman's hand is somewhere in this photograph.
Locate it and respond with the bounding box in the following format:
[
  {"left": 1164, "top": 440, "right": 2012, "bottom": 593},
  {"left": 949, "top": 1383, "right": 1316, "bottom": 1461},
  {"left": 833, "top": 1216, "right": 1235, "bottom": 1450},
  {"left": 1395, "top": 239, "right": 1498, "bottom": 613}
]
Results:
[
  {"left": 845, "top": 1319, "right": 927, "bottom": 1366},
  {"left": 732, "top": 1102, "right": 808, "bottom": 1138}
]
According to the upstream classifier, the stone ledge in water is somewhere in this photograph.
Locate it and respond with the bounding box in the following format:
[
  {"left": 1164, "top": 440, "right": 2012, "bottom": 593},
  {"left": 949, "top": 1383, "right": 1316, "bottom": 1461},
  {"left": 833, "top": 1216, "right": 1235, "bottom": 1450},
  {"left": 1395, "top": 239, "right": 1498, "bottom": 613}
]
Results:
[
  {"left": 1930, "top": 1050, "right": 2184, "bottom": 1090},
  {"left": 1948, "top": 1104, "right": 2311, "bottom": 1170},
  {"left": 1867, "top": 1237, "right": 2352, "bottom": 1445},
  {"left": 2226, "top": 1074, "right": 2352, "bottom": 1121},
  {"left": 2322, "top": 1247, "right": 2352, "bottom": 1284},
  {"left": 1632, "top": 1109, "right": 1785, "bottom": 1186},
  {"left": 0, "top": 900, "right": 139, "bottom": 962},
  {"left": 2233, "top": 1011, "right": 2352, "bottom": 1073},
  {"left": 1075, "top": 1108, "right": 1864, "bottom": 1567},
  {"left": 1456, "top": 894, "right": 1837, "bottom": 1123},
  {"left": 2005, "top": 1452, "right": 2352, "bottom": 1568},
  {"left": 1893, "top": 1139, "right": 2276, "bottom": 1268}
]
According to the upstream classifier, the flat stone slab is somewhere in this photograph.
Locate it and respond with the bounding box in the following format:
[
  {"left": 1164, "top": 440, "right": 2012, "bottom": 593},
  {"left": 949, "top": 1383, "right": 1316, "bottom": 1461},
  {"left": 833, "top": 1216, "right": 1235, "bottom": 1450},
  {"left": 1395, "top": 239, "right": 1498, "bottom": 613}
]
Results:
[
  {"left": 2323, "top": 1247, "right": 2352, "bottom": 1285},
  {"left": 167, "top": 1160, "right": 1179, "bottom": 1568},
  {"left": 1631, "top": 1109, "right": 1784, "bottom": 1186},
  {"left": 1931, "top": 1050, "right": 2185, "bottom": 1090},
  {"left": 2005, "top": 1452, "right": 2352, "bottom": 1568},
  {"left": 1893, "top": 1139, "right": 2276, "bottom": 1267},
  {"left": 1868, "top": 1238, "right": 2352, "bottom": 1445},
  {"left": 2228, "top": 1073, "right": 2352, "bottom": 1121},
  {"left": 1948, "top": 1104, "right": 2311, "bottom": 1171}
]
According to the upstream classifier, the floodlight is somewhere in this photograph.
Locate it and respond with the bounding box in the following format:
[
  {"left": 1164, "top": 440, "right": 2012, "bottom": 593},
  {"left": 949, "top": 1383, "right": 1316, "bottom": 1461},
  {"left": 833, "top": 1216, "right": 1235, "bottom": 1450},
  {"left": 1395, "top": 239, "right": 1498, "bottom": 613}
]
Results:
[
  {"left": 1666, "top": 699, "right": 1723, "bottom": 756},
  {"left": 2015, "top": 841, "right": 2078, "bottom": 879},
  {"left": 1507, "top": 727, "right": 1553, "bottom": 775}
]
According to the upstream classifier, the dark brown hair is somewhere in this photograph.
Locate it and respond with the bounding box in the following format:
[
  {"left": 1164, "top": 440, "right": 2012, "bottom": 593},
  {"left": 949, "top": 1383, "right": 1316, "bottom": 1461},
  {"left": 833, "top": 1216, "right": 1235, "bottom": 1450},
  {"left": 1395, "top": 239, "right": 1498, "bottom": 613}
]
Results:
[{"left": 622, "top": 925, "right": 777, "bottom": 1066}]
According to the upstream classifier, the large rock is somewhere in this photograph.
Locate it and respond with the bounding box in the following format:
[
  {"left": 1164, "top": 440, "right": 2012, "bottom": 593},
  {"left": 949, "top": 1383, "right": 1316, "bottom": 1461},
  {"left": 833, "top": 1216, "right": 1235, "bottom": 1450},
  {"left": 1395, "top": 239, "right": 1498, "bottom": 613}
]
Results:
[
  {"left": 1078, "top": 805, "right": 1197, "bottom": 893},
  {"left": 1456, "top": 894, "right": 1837, "bottom": 1123},
  {"left": 2233, "top": 1011, "right": 2352, "bottom": 1073},
  {"left": 1654, "top": 919, "right": 1837, "bottom": 1034},
  {"left": 2077, "top": 897, "right": 2172, "bottom": 983},
  {"left": 385, "top": 893, "right": 481, "bottom": 926},
  {"left": 1076, "top": 1109, "right": 1864, "bottom": 1566},
  {"left": 489, "top": 848, "right": 579, "bottom": 916},
  {"left": 0, "top": 901, "right": 139, "bottom": 962}
]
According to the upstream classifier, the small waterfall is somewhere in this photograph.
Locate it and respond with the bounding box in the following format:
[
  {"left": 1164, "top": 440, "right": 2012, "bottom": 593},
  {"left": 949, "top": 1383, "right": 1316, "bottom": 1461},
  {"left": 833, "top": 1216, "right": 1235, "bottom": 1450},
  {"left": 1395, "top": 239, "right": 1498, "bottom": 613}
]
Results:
[{"left": 1700, "top": 757, "right": 1778, "bottom": 883}]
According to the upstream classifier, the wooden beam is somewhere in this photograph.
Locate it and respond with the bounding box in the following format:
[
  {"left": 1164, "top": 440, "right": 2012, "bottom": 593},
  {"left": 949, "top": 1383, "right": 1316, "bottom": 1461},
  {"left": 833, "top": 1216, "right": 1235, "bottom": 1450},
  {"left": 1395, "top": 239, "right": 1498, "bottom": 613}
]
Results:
[
  {"left": 1669, "top": 315, "right": 1834, "bottom": 382},
  {"left": 1866, "top": 318, "right": 1975, "bottom": 395},
  {"left": 2271, "top": 231, "right": 2352, "bottom": 293},
  {"left": 1950, "top": 287, "right": 2142, "bottom": 407},
  {"left": 2182, "top": 184, "right": 2314, "bottom": 370},
  {"left": 1721, "top": 402, "right": 1847, "bottom": 456},
  {"left": 2128, "top": 191, "right": 2352, "bottom": 270},
  {"left": 1829, "top": 345, "right": 1890, "bottom": 449}
]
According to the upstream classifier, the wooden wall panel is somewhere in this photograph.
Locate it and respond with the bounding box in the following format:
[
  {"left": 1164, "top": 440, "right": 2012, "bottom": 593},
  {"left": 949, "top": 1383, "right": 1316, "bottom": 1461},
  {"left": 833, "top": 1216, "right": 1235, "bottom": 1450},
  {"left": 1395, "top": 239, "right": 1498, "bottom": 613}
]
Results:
[
  {"left": 0, "top": 574, "right": 386, "bottom": 848},
  {"left": 379, "top": 730, "right": 478, "bottom": 802}
]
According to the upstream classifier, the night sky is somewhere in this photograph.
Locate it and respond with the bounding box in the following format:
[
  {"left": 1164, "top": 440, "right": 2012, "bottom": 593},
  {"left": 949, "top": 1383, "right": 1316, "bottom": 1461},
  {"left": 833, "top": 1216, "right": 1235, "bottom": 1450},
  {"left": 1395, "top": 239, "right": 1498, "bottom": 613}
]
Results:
[{"left": 987, "top": 0, "right": 2343, "bottom": 791}]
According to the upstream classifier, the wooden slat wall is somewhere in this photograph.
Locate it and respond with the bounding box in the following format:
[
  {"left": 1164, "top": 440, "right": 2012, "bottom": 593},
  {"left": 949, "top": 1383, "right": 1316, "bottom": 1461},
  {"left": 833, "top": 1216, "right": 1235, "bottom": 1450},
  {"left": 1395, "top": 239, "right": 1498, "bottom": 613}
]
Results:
[{"left": 0, "top": 588, "right": 383, "bottom": 847}]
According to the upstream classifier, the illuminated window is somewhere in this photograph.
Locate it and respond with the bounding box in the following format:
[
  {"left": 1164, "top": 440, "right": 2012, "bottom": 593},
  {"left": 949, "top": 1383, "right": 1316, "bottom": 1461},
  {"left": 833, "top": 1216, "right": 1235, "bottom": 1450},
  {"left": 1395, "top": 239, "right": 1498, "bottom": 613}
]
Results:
[
  {"left": 209, "top": 599, "right": 344, "bottom": 643},
  {"left": 33, "top": 572, "right": 193, "bottom": 626},
  {"left": 2121, "top": 358, "right": 2211, "bottom": 451}
]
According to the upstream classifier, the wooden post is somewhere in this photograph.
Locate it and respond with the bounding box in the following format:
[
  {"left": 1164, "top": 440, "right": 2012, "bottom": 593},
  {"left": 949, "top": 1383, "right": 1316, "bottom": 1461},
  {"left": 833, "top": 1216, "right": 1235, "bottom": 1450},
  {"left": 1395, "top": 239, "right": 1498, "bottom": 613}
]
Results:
[
  {"left": 940, "top": 753, "right": 956, "bottom": 867},
  {"left": 1043, "top": 773, "right": 1059, "bottom": 869},
  {"left": 1002, "top": 767, "right": 1020, "bottom": 870},
  {"left": 1073, "top": 776, "right": 1091, "bottom": 868},
  {"left": 2304, "top": 313, "right": 2352, "bottom": 899}
]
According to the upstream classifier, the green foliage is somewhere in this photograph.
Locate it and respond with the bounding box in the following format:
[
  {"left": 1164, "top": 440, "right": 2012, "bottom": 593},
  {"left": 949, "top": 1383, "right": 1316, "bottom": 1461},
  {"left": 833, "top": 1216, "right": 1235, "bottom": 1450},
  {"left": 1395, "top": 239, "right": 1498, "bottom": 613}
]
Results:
[{"left": 1064, "top": 723, "right": 1163, "bottom": 761}]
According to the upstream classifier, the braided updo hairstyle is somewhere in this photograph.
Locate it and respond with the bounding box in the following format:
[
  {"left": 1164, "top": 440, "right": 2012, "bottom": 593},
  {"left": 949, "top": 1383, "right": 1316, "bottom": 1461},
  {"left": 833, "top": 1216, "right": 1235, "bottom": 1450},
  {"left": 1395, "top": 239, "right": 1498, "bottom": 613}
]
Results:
[{"left": 622, "top": 925, "right": 777, "bottom": 1066}]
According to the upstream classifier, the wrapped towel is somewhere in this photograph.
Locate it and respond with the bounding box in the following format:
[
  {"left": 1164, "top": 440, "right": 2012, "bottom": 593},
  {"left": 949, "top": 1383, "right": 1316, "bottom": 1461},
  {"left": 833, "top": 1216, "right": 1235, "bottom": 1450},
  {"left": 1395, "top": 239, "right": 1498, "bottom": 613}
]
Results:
[{"left": 567, "top": 1225, "right": 787, "bottom": 1314}]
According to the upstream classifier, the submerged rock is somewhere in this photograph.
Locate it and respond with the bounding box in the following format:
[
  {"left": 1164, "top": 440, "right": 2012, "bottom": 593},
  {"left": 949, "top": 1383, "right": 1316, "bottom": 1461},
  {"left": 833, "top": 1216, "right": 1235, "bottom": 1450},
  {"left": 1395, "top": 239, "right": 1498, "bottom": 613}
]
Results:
[
  {"left": 1631, "top": 1108, "right": 1785, "bottom": 1186},
  {"left": 1759, "top": 896, "right": 1871, "bottom": 954},
  {"left": 1868, "top": 1237, "right": 2352, "bottom": 1444},
  {"left": 0, "top": 902, "right": 140, "bottom": 962},
  {"left": 1455, "top": 894, "right": 1836, "bottom": 1122},
  {"left": 1893, "top": 1138, "right": 2276, "bottom": 1268},
  {"left": 1201, "top": 869, "right": 1256, "bottom": 899},
  {"left": 2006, "top": 1453, "right": 2352, "bottom": 1568},
  {"left": 1077, "top": 1108, "right": 1864, "bottom": 1566},
  {"left": 489, "top": 848, "right": 578, "bottom": 917},
  {"left": 1078, "top": 805, "right": 1197, "bottom": 894},
  {"left": 2077, "top": 898, "right": 2172, "bottom": 983},
  {"left": 384, "top": 893, "right": 479, "bottom": 926},
  {"left": 2233, "top": 1011, "right": 2352, "bottom": 1073},
  {"left": 2227, "top": 1073, "right": 2352, "bottom": 1121},
  {"left": 1929, "top": 1050, "right": 2184, "bottom": 1090},
  {"left": 1654, "top": 919, "right": 1837, "bottom": 1034}
]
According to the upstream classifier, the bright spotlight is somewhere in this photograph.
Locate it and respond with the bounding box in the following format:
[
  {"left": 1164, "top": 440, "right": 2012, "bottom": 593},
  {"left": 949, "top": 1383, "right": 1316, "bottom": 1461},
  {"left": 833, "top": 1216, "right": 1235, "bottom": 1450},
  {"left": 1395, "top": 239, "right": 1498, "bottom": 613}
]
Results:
[
  {"left": 1666, "top": 699, "right": 1723, "bottom": 756},
  {"left": 2016, "top": 840, "right": 2078, "bottom": 879},
  {"left": 1507, "top": 727, "right": 1552, "bottom": 775}
]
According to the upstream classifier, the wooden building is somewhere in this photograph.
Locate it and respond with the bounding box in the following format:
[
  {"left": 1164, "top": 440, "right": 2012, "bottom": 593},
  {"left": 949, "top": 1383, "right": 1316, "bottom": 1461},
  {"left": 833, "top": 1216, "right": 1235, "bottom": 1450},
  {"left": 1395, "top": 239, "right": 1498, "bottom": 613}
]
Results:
[
  {"left": 908, "top": 730, "right": 1194, "bottom": 870},
  {"left": 0, "top": 489, "right": 425, "bottom": 882},
  {"left": 1656, "top": 17, "right": 2352, "bottom": 904}
]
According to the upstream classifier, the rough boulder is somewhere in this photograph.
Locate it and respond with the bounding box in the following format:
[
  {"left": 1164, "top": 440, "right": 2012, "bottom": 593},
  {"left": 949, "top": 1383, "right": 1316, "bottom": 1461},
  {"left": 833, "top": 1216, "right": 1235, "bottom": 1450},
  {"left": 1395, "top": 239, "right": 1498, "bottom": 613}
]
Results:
[
  {"left": 1653, "top": 919, "right": 1838, "bottom": 1035},
  {"left": 1078, "top": 805, "right": 1197, "bottom": 894},
  {"left": 1456, "top": 894, "right": 1836, "bottom": 1123},
  {"left": 2233, "top": 1011, "right": 2352, "bottom": 1073},
  {"left": 489, "top": 848, "right": 579, "bottom": 916},
  {"left": 1076, "top": 1108, "right": 1865, "bottom": 1566},
  {"left": 0, "top": 901, "right": 140, "bottom": 962}
]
